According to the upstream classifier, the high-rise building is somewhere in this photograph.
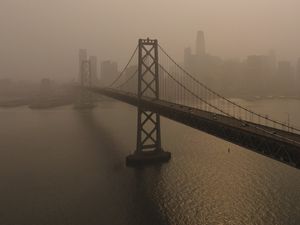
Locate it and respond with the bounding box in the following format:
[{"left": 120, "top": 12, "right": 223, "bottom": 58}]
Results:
[
  {"left": 195, "top": 30, "right": 206, "bottom": 57},
  {"left": 278, "top": 61, "right": 293, "bottom": 76},
  {"left": 40, "top": 78, "right": 54, "bottom": 96},
  {"left": 89, "top": 56, "right": 98, "bottom": 85},
  {"left": 183, "top": 31, "right": 221, "bottom": 87},
  {"left": 277, "top": 60, "right": 294, "bottom": 94},
  {"left": 100, "top": 60, "right": 118, "bottom": 86},
  {"left": 267, "top": 50, "right": 277, "bottom": 73},
  {"left": 124, "top": 65, "right": 138, "bottom": 92},
  {"left": 79, "top": 49, "right": 87, "bottom": 82},
  {"left": 246, "top": 55, "right": 269, "bottom": 72},
  {"left": 245, "top": 55, "right": 271, "bottom": 95}
]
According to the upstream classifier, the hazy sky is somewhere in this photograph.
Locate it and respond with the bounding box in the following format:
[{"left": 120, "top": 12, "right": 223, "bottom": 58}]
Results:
[{"left": 1, "top": 0, "right": 300, "bottom": 81}]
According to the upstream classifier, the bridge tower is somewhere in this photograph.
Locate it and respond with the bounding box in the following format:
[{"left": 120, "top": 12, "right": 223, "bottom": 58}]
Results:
[
  {"left": 74, "top": 60, "right": 95, "bottom": 109},
  {"left": 126, "top": 38, "right": 171, "bottom": 166}
]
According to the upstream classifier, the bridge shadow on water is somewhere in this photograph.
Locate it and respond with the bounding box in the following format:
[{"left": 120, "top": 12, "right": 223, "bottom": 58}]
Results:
[{"left": 74, "top": 108, "right": 172, "bottom": 225}]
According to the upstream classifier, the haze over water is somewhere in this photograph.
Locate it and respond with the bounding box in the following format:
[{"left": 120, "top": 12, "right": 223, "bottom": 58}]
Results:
[
  {"left": 0, "top": 99, "right": 299, "bottom": 225},
  {"left": 1, "top": 0, "right": 300, "bottom": 224}
]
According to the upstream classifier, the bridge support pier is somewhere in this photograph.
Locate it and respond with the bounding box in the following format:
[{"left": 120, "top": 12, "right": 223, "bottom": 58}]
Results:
[
  {"left": 126, "top": 150, "right": 171, "bottom": 166},
  {"left": 126, "top": 38, "right": 171, "bottom": 167}
]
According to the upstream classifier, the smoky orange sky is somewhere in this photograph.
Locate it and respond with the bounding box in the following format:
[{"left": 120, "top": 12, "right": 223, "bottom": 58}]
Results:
[{"left": 0, "top": 0, "right": 299, "bottom": 81}]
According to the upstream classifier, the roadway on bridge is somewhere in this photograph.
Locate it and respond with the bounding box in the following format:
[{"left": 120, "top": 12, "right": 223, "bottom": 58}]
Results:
[{"left": 92, "top": 87, "right": 300, "bottom": 148}]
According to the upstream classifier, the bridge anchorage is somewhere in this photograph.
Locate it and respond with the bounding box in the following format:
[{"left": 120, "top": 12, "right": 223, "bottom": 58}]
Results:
[
  {"left": 74, "top": 59, "right": 95, "bottom": 109},
  {"left": 126, "top": 38, "right": 171, "bottom": 166}
]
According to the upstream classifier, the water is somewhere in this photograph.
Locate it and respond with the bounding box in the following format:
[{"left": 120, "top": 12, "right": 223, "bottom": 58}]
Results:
[{"left": 0, "top": 99, "right": 299, "bottom": 225}]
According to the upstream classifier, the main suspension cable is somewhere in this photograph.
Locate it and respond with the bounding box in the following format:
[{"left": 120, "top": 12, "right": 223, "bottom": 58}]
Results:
[
  {"left": 159, "top": 63, "right": 300, "bottom": 145},
  {"left": 108, "top": 45, "right": 138, "bottom": 87},
  {"left": 158, "top": 44, "right": 300, "bottom": 133},
  {"left": 116, "top": 69, "right": 138, "bottom": 89}
]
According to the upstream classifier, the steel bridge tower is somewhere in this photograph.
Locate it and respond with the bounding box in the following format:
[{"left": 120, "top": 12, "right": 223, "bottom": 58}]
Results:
[
  {"left": 126, "top": 38, "right": 171, "bottom": 166},
  {"left": 74, "top": 60, "right": 95, "bottom": 109}
]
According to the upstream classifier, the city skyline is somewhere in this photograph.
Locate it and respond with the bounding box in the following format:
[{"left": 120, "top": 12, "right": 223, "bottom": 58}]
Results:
[
  {"left": 1, "top": 0, "right": 300, "bottom": 81},
  {"left": 0, "top": 2, "right": 300, "bottom": 225},
  {"left": 74, "top": 30, "right": 300, "bottom": 98},
  {"left": 183, "top": 31, "right": 300, "bottom": 97}
]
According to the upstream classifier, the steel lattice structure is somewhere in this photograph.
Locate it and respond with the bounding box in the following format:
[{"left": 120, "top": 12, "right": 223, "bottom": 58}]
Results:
[
  {"left": 75, "top": 60, "right": 94, "bottom": 108},
  {"left": 136, "top": 39, "right": 161, "bottom": 152}
]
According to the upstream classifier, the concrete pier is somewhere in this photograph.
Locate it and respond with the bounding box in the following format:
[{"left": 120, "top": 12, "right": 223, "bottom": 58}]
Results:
[{"left": 126, "top": 150, "right": 171, "bottom": 166}]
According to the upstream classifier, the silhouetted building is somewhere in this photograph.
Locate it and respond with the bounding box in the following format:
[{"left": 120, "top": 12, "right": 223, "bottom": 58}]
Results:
[
  {"left": 184, "top": 31, "right": 207, "bottom": 74},
  {"left": 89, "top": 56, "right": 98, "bottom": 85},
  {"left": 246, "top": 55, "right": 269, "bottom": 71},
  {"left": 245, "top": 55, "right": 273, "bottom": 95},
  {"left": 278, "top": 61, "right": 293, "bottom": 76},
  {"left": 184, "top": 31, "right": 207, "bottom": 71},
  {"left": 182, "top": 31, "right": 298, "bottom": 97},
  {"left": 79, "top": 49, "right": 87, "bottom": 82},
  {"left": 40, "top": 78, "right": 54, "bottom": 96},
  {"left": 277, "top": 61, "right": 294, "bottom": 95},
  {"left": 183, "top": 31, "right": 221, "bottom": 90},
  {"left": 219, "top": 59, "right": 244, "bottom": 96},
  {"left": 124, "top": 65, "right": 138, "bottom": 93},
  {"left": 267, "top": 50, "right": 277, "bottom": 73},
  {"left": 196, "top": 30, "right": 206, "bottom": 57},
  {"left": 100, "top": 60, "right": 118, "bottom": 86}
]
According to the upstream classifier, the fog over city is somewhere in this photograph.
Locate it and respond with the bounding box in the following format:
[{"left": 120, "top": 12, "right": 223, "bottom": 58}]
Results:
[
  {"left": 1, "top": 0, "right": 300, "bottom": 82},
  {"left": 1, "top": 1, "right": 300, "bottom": 225}
]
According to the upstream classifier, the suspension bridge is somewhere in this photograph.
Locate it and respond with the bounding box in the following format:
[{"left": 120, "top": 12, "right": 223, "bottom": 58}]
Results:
[{"left": 78, "top": 38, "right": 300, "bottom": 169}]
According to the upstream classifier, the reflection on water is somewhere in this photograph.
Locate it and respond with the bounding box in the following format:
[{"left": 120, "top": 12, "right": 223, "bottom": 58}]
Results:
[{"left": 0, "top": 99, "right": 299, "bottom": 225}]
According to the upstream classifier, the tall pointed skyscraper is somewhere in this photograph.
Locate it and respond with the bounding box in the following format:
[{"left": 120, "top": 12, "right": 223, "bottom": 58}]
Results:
[{"left": 195, "top": 30, "right": 206, "bottom": 57}]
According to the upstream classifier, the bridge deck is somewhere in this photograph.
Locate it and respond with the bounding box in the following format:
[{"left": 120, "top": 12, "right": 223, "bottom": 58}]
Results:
[
  {"left": 90, "top": 87, "right": 300, "bottom": 169},
  {"left": 161, "top": 100, "right": 300, "bottom": 146}
]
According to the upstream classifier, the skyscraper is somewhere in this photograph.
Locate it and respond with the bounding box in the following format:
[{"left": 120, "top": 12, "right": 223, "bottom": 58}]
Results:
[
  {"left": 278, "top": 61, "right": 293, "bottom": 76},
  {"left": 267, "top": 50, "right": 277, "bottom": 73},
  {"left": 245, "top": 55, "right": 272, "bottom": 95},
  {"left": 89, "top": 56, "right": 98, "bottom": 85},
  {"left": 100, "top": 60, "right": 118, "bottom": 86},
  {"left": 78, "top": 49, "right": 87, "bottom": 82},
  {"left": 195, "top": 30, "right": 206, "bottom": 57},
  {"left": 277, "top": 60, "right": 294, "bottom": 94}
]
